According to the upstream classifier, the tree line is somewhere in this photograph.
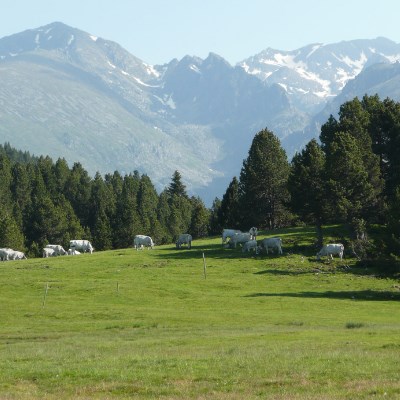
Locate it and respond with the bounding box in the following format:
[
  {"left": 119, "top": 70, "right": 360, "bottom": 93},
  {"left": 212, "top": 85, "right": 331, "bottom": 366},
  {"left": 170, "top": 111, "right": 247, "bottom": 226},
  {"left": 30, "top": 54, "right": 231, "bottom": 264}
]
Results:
[
  {"left": 1, "top": 94, "right": 400, "bottom": 258},
  {"left": 0, "top": 151, "right": 210, "bottom": 256},
  {"left": 213, "top": 94, "right": 400, "bottom": 258}
]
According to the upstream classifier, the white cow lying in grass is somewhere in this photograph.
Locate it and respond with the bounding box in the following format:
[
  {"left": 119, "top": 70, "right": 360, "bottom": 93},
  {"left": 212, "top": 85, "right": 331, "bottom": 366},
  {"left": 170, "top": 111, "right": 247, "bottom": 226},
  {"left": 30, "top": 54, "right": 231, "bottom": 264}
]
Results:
[
  {"left": 242, "top": 239, "right": 259, "bottom": 254},
  {"left": 68, "top": 248, "right": 81, "bottom": 255},
  {"left": 45, "top": 244, "right": 67, "bottom": 256},
  {"left": 69, "top": 240, "right": 93, "bottom": 254},
  {"left": 134, "top": 235, "right": 154, "bottom": 250},
  {"left": 259, "top": 237, "right": 283, "bottom": 255},
  {"left": 316, "top": 243, "right": 344, "bottom": 260},
  {"left": 176, "top": 233, "right": 192, "bottom": 249}
]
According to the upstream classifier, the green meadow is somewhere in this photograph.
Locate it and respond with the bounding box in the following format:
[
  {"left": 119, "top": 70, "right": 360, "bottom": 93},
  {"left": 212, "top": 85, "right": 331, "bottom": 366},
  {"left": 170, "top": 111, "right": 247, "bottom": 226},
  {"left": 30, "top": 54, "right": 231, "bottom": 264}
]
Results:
[{"left": 0, "top": 227, "right": 399, "bottom": 399}]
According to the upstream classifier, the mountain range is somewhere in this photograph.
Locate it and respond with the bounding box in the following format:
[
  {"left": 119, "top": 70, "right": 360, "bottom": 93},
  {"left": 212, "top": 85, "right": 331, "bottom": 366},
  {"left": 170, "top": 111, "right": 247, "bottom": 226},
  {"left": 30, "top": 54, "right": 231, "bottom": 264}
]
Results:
[{"left": 1, "top": 22, "right": 400, "bottom": 204}]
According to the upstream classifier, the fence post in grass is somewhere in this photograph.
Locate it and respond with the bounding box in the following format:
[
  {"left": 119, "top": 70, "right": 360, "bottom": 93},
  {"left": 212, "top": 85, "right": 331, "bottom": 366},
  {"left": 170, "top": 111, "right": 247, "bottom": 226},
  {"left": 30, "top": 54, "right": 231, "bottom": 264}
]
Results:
[
  {"left": 42, "top": 282, "right": 49, "bottom": 308},
  {"left": 202, "top": 252, "right": 207, "bottom": 279}
]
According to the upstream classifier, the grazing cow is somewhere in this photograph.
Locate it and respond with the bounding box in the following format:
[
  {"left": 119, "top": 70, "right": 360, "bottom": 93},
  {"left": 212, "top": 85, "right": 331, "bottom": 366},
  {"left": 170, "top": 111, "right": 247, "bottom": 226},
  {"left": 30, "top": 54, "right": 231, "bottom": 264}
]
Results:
[
  {"left": 6, "top": 249, "right": 27, "bottom": 260},
  {"left": 242, "top": 239, "right": 259, "bottom": 254},
  {"left": 0, "top": 248, "right": 12, "bottom": 261},
  {"left": 316, "top": 243, "right": 344, "bottom": 261},
  {"left": 260, "top": 237, "right": 283, "bottom": 255},
  {"left": 45, "top": 244, "right": 67, "bottom": 256},
  {"left": 222, "top": 228, "right": 242, "bottom": 244},
  {"left": 227, "top": 232, "right": 252, "bottom": 248},
  {"left": 43, "top": 248, "right": 56, "bottom": 258},
  {"left": 249, "top": 227, "right": 258, "bottom": 240},
  {"left": 68, "top": 248, "right": 81, "bottom": 255},
  {"left": 134, "top": 235, "right": 154, "bottom": 250},
  {"left": 69, "top": 240, "right": 93, "bottom": 254},
  {"left": 176, "top": 233, "right": 192, "bottom": 249}
]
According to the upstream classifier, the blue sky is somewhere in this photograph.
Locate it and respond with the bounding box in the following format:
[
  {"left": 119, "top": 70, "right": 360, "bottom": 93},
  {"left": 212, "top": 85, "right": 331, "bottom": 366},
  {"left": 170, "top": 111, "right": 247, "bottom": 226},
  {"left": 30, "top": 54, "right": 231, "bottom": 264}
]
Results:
[{"left": 2, "top": 0, "right": 400, "bottom": 65}]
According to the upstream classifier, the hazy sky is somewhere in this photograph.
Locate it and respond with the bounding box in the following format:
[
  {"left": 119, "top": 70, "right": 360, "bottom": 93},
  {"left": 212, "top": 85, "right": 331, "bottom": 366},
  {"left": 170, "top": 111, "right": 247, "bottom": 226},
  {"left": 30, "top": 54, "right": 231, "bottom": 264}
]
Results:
[{"left": 2, "top": 0, "right": 400, "bottom": 65}]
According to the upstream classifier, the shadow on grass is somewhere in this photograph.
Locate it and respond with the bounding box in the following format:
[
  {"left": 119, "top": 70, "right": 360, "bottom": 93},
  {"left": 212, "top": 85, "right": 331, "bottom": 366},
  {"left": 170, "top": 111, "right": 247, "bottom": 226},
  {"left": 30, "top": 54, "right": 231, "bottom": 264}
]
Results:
[
  {"left": 154, "top": 243, "right": 259, "bottom": 260},
  {"left": 244, "top": 289, "right": 400, "bottom": 301},
  {"left": 255, "top": 269, "right": 312, "bottom": 276}
]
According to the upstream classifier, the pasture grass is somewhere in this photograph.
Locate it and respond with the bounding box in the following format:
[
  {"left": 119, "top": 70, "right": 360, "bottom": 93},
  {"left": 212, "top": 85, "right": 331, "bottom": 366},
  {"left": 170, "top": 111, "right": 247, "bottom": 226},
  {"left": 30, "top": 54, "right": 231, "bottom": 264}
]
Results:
[{"left": 0, "top": 226, "right": 399, "bottom": 399}]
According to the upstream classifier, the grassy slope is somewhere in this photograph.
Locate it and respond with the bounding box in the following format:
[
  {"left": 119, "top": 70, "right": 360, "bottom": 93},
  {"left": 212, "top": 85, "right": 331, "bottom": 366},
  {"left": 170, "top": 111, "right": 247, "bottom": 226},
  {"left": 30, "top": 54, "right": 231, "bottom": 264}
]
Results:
[{"left": 0, "top": 227, "right": 399, "bottom": 399}]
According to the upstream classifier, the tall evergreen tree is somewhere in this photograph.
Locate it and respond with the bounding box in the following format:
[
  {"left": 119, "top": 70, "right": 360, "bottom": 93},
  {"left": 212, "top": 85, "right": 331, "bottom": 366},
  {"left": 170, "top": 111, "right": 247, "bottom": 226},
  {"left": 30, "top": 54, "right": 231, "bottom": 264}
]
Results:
[
  {"left": 325, "top": 132, "right": 375, "bottom": 223},
  {"left": 209, "top": 197, "right": 222, "bottom": 235},
  {"left": 137, "top": 174, "right": 159, "bottom": 237},
  {"left": 113, "top": 173, "right": 140, "bottom": 248},
  {"left": 239, "top": 128, "right": 290, "bottom": 229},
  {"left": 189, "top": 196, "right": 210, "bottom": 238},
  {"left": 166, "top": 170, "right": 188, "bottom": 199},
  {"left": 0, "top": 206, "right": 25, "bottom": 250},
  {"left": 165, "top": 171, "right": 192, "bottom": 240},
  {"left": 288, "top": 139, "right": 326, "bottom": 246},
  {"left": 64, "top": 162, "right": 92, "bottom": 228},
  {"left": 217, "top": 176, "right": 240, "bottom": 229}
]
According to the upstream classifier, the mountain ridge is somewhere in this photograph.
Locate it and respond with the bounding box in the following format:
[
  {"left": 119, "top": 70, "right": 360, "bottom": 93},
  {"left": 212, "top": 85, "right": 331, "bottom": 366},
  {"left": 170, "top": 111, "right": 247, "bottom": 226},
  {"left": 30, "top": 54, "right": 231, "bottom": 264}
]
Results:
[{"left": 1, "top": 22, "right": 400, "bottom": 204}]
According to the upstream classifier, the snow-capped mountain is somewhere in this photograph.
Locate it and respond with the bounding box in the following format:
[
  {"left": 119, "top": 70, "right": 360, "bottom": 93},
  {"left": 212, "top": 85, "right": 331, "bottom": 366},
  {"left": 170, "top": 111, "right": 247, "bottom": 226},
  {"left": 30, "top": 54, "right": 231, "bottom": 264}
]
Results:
[
  {"left": 239, "top": 38, "right": 400, "bottom": 113},
  {"left": 1, "top": 22, "right": 400, "bottom": 203}
]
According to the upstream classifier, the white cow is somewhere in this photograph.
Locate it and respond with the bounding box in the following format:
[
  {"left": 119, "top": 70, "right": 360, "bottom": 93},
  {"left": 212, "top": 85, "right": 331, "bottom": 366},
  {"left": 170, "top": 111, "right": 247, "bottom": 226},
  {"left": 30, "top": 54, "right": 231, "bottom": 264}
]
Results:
[
  {"left": 68, "top": 248, "right": 81, "bottom": 255},
  {"left": 222, "top": 229, "right": 242, "bottom": 244},
  {"left": 0, "top": 248, "right": 12, "bottom": 261},
  {"left": 45, "top": 244, "right": 67, "bottom": 256},
  {"left": 176, "top": 234, "right": 192, "bottom": 249},
  {"left": 6, "top": 249, "right": 27, "bottom": 260},
  {"left": 134, "top": 235, "right": 154, "bottom": 250},
  {"left": 242, "top": 239, "right": 259, "bottom": 254},
  {"left": 249, "top": 227, "right": 258, "bottom": 240},
  {"left": 69, "top": 240, "right": 93, "bottom": 254},
  {"left": 260, "top": 237, "right": 283, "bottom": 255},
  {"left": 316, "top": 243, "right": 344, "bottom": 261},
  {"left": 43, "top": 248, "right": 56, "bottom": 258},
  {"left": 227, "top": 232, "right": 252, "bottom": 248}
]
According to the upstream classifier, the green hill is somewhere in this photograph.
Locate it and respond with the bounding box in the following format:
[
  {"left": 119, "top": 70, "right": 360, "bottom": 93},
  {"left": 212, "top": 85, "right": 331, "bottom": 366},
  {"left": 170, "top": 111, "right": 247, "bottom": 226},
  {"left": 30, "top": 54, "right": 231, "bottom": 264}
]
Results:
[{"left": 1, "top": 227, "right": 399, "bottom": 399}]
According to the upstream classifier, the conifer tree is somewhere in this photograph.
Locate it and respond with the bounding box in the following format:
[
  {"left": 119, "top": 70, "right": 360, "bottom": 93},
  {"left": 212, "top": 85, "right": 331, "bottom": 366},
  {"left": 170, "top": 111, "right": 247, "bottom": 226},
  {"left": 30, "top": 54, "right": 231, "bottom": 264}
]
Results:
[
  {"left": 238, "top": 128, "right": 290, "bottom": 229},
  {"left": 217, "top": 176, "right": 240, "bottom": 229},
  {"left": 189, "top": 196, "right": 210, "bottom": 238},
  {"left": 209, "top": 197, "right": 222, "bottom": 235},
  {"left": 0, "top": 207, "right": 25, "bottom": 250},
  {"left": 113, "top": 173, "right": 140, "bottom": 248},
  {"left": 137, "top": 174, "right": 159, "bottom": 236},
  {"left": 324, "top": 132, "right": 375, "bottom": 223},
  {"left": 288, "top": 139, "right": 326, "bottom": 246}
]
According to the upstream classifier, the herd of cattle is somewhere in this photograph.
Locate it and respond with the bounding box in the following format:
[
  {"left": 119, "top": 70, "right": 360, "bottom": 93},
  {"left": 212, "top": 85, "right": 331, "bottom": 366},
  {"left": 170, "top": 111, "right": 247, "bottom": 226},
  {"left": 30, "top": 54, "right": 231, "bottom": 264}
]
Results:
[
  {"left": 0, "top": 230, "right": 345, "bottom": 261},
  {"left": 0, "top": 240, "right": 94, "bottom": 261},
  {"left": 132, "top": 228, "right": 345, "bottom": 261}
]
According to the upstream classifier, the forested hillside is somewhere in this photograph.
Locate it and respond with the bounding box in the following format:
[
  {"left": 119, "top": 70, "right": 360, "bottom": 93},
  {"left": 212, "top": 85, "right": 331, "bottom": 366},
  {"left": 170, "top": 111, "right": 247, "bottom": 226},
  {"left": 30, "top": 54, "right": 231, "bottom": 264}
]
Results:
[{"left": 1, "top": 94, "right": 400, "bottom": 266}]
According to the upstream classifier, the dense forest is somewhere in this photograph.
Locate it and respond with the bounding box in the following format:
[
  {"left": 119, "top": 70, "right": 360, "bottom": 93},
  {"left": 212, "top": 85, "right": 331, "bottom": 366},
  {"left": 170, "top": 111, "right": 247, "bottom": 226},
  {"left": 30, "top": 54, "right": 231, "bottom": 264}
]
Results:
[{"left": 1, "top": 94, "right": 400, "bottom": 260}]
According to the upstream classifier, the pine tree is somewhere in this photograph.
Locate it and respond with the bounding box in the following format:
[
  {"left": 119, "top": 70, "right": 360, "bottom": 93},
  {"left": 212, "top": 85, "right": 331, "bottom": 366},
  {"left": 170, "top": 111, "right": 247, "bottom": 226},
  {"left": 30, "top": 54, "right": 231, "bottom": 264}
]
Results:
[
  {"left": 238, "top": 128, "right": 290, "bottom": 229},
  {"left": 0, "top": 206, "right": 25, "bottom": 250},
  {"left": 217, "top": 176, "right": 240, "bottom": 229},
  {"left": 288, "top": 139, "right": 326, "bottom": 246},
  {"left": 325, "top": 132, "right": 375, "bottom": 223},
  {"left": 189, "top": 196, "right": 210, "bottom": 238},
  {"left": 137, "top": 174, "right": 159, "bottom": 236},
  {"left": 113, "top": 173, "right": 140, "bottom": 248},
  {"left": 165, "top": 171, "right": 192, "bottom": 240},
  {"left": 64, "top": 162, "right": 92, "bottom": 228},
  {"left": 166, "top": 170, "right": 188, "bottom": 199},
  {"left": 209, "top": 197, "right": 222, "bottom": 235}
]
